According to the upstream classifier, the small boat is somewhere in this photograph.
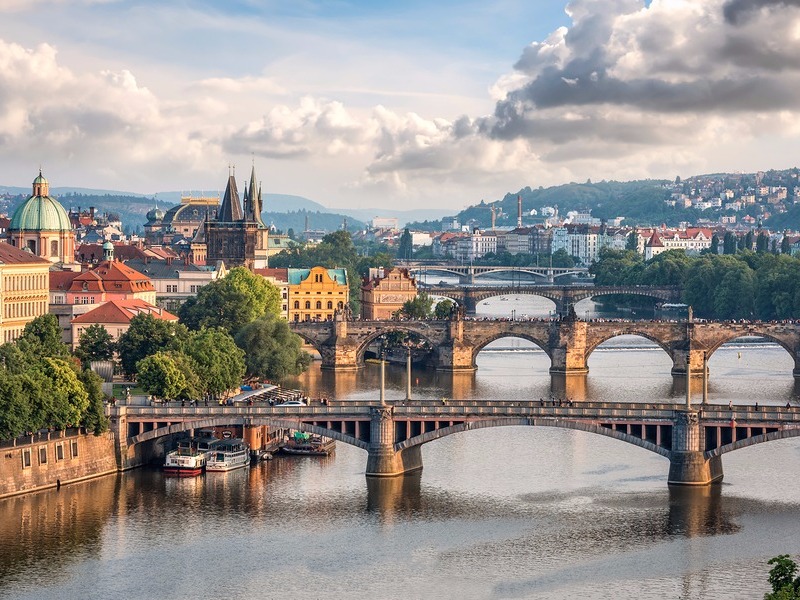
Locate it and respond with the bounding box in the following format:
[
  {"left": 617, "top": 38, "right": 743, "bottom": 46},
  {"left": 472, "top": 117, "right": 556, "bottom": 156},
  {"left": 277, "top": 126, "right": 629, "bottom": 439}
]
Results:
[
  {"left": 164, "top": 440, "right": 207, "bottom": 476},
  {"left": 281, "top": 432, "right": 335, "bottom": 456},
  {"left": 206, "top": 438, "right": 250, "bottom": 472},
  {"left": 500, "top": 297, "right": 509, "bottom": 301}
]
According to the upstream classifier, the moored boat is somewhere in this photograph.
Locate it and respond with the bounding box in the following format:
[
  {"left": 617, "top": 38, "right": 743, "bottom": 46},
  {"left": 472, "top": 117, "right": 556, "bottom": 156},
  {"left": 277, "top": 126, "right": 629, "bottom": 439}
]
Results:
[
  {"left": 164, "top": 440, "right": 207, "bottom": 476},
  {"left": 206, "top": 438, "right": 250, "bottom": 472},
  {"left": 281, "top": 432, "right": 336, "bottom": 456}
]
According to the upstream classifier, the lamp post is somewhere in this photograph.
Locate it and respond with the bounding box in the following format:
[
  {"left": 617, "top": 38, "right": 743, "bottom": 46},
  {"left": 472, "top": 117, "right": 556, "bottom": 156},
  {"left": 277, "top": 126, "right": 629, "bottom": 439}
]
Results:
[
  {"left": 405, "top": 346, "right": 412, "bottom": 402},
  {"left": 380, "top": 349, "right": 386, "bottom": 407}
]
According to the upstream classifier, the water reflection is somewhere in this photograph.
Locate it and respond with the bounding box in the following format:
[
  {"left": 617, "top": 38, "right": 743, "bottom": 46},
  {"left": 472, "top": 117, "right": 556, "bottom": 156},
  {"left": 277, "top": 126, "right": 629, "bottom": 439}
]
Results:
[
  {"left": 667, "top": 485, "right": 738, "bottom": 537},
  {"left": 366, "top": 472, "right": 422, "bottom": 522}
]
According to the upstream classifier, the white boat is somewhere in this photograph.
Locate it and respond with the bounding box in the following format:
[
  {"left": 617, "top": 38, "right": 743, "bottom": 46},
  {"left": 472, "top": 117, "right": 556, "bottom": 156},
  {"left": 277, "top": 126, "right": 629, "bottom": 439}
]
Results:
[
  {"left": 206, "top": 439, "right": 250, "bottom": 472},
  {"left": 164, "top": 440, "right": 207, "bottom": 476}
]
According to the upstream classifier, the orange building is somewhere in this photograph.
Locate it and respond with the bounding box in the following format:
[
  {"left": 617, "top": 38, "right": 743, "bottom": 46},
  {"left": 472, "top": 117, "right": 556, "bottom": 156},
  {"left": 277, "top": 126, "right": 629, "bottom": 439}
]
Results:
[
  {"left": 287, "top": 266, "right": 348, "bottom": 322},
  {"left": 70, "top": 299, "right": 178, "bottom": 349},
  {"left": 360, "top": 267, "right": 418, "bottom": 320}
]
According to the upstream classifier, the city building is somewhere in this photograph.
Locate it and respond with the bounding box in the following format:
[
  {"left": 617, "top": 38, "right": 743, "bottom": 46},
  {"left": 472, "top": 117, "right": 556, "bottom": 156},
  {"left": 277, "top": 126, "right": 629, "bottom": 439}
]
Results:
[
  {"left": 360, "top": 267, "right": 418, "bottom": 320},
  {"left": 0, "top": 242, "right": 50, "bottom": 343},
  {"left": 70, "top": 299, "right": 178, "bottom": 350},
  {"left": 7, "top": 170, "right": 75, "bottom": 264},
  {"left": 253, "top": 267, "right": 290, "bottom": 320},
  {"left": 144, "top": 195, "right": 218, "bottom": 246},
  {"left": 122, "top": 256, "right": 226, "bottom": 312},
  {"left": 287, "top": 266, "right": 348, "bottom": 322}
]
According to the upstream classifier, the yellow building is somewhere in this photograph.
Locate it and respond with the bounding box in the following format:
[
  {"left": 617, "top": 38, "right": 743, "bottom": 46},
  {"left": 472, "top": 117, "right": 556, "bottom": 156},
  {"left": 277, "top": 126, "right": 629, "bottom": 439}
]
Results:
[
  {"left": 288, "top": 267, "right": 348, "bottom": 322},
  {"left": 0, "top": 242, "right": 51, "bottom": 343}
]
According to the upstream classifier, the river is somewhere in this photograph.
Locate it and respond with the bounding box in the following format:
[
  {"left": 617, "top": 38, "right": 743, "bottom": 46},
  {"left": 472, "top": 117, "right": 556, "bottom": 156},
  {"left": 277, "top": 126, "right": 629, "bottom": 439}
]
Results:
[{"left": 2, "top": 298, "right": 800, "bottom": 599}]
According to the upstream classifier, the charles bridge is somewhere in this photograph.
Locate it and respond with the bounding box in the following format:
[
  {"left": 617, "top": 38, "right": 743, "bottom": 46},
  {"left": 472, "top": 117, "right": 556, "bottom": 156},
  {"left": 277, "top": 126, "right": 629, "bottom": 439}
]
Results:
[
  {"left": 108, "top": 399, "right": 800, "bottom": 486},
  {"left": 289, "top": 316, "right": 800, "bottom": 377}
]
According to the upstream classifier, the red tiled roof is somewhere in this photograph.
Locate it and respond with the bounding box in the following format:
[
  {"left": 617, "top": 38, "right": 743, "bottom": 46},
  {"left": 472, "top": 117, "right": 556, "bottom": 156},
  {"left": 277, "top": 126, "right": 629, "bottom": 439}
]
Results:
[
  {"left": 0, "top": 241, "right": 50, "bottom": 264},
  {"left": 68, "top": 260, "right": 155, "bottom": 293},
  {"left": 71, "top": 299, "right": 178, "bottom": 324},
  {"left": 253, "top": 268, "right": 288, "bottom": 282},
  {"left": 50, "top": 270, "right": 81, "bottom": 291}
]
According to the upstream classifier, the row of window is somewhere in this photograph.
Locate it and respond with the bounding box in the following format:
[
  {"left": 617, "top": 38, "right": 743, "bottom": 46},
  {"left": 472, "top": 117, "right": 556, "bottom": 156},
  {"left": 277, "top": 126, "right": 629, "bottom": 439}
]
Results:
[
  {"left": 3, "top": 273, "right": 48, "bottom": 292},
  {"left": 292, "top": 300, "right": 344, "bottom": 310},
  {"left": 20, "top": 440, "right": 80, "bottom": 468},
  {"left": 165, "top": 284, "right": 202, "bottom": 294},
  {"left": 3, "top": 299, "right": 47, "bottom": 320}
]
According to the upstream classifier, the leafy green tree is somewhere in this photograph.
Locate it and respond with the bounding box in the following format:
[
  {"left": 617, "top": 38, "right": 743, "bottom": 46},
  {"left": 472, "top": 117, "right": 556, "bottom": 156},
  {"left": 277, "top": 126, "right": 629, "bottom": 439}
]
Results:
[
  {"left": 765, "top": 555, "right": 800, "bottom": 599},
  {"left": 78, "top": 369, "right": 108, "bottom": 434},
  {"left": 74, "top": 324, "right": 115, "bottom": 367},
  {"left": 626, "top": 229, "right": 639, "bottom": 251},
  {"left": 41, "top": 358, "right": 90, "bottom": 429},
  {"left": 397, "top": 228, "right": 413, "bottom": 261},
  {"left": 137, "top": 352, "right": 191, "bottom": 401},
  {"left": 713, "top": 262, "right": 754, "bottom": 319},
  {"left": 0, "top": 372, "right": 31, "bottom": 438},
  {"left": 182, "top": 328, "right": 245, "bottom": 399},
  {"left": 399, "top": 291, "right": 435, "bottom": 319},
  {"left": 723, "top": 232, "right": 738, "bottom": 255},
  {"left": 434, "top": 299, "right": 455, "bottom": 319},
  {"left": 234, "top": 314, "right": 311, "bottom": 380},
  {"left": 551, "top": 248, "right": 576, "bottom": 268},
  {"left": 757, "top": 231, "right": 770, "bottom": 253},
  {"left": 640, "top": 251, "right": 690, "bottom": 286},
  {"left": 179, "top": 266, "right": 281, "bottom": 335},
  {"left": 781, "top": 234, "right": 792, "bottom": 255},
  {"left": 590, "top": 249, "right": 643, "bottom": 286},
  {"left": 745, "top": 230, "right": 754, "bottom": 251},
  {"left": 708, "top": 233, "right": 720, "bottom": 255},
  {"left": 16, "top": 314, "right": 69, "bottom": 360},
  {"left": 116, "top": 314, "right": 187, "bottom": 378}
]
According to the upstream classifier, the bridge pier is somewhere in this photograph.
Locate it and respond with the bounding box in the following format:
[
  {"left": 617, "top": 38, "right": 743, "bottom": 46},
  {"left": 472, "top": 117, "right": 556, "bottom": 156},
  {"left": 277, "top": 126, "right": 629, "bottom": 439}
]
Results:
[
  {"left": 365, "top": 406, "right": 423, "bottom": 477},
  {"left": 670, "top": 348, "right": 708, "bottom": 378},
  {"left": 668, "top": 410, "right": 723, "bottom": 486},
  {"left": 549, "top": 320, "right": 589, "bottom": 375}
]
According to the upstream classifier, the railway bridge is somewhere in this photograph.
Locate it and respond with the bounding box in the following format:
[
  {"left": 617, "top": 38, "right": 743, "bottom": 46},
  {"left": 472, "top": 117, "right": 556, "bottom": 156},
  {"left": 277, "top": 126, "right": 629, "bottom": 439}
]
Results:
[
  {"left": 109, "top": 400, "right": 800, "bottom": 486},
  {"left": 290, "top": 317, "right": 800, "bottom": 376}
]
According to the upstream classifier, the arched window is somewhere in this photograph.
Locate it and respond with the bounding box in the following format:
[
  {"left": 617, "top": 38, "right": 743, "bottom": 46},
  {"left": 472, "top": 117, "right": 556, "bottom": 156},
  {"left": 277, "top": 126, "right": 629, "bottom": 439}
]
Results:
[
  {"left": 305, "top": 301, "right": 311, "bottom": 309},
  {"left": 337, "top": 301, "right": 344, "bottom": 309},
  {"left": 327, "top": 301, "right": 333, "bottom": 309},
  {"left": 316, "top": 301, "right": 322, "bottom": 309},
  {"left": 294, "top": 301, "right": 300, "bottom": 309},
  {"left": 50, "top": 240, "right": 58, "bottom": 257}
]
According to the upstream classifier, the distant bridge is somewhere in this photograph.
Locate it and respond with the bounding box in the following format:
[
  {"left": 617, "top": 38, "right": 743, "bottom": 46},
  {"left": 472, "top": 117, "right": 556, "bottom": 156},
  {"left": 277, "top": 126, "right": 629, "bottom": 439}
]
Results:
[
  {"left": 109, "top": 400, "right": 800, "bottom": 485},
  {"left": 417, "top": 284, "right": 680, "bottom": 315},
  {"left": 407, "top": 264, "right": 590, "bottom": 284}
]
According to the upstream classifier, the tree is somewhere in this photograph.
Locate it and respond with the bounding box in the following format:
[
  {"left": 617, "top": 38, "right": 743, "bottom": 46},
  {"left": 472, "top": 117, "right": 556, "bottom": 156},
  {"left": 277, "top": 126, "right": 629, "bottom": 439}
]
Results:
[
  {"left": 0, "top": 373, "right": 31, "bottom": 439},
  {"left": 397, "top": 228, "right": 413, "bottom": 261},
  {"left": 399, "top": 292, "right": 434, "bottom": 319},
  {"left": 179, "top": 266, "right": 281, "bottom": 335},
  {"left": 434, "top": 299, "right": 455, "bottom": 319},
  {"left": 40, "top": 358, "right": 90, "bottom": 429},
  {"left": 78, "top": 369, "right": 108, "bottom": 434},
  {"left": 626, "top": 229, "right": 639, "bottom": 251},
  {"left": 550, "top": 248, "right": 576, "bottom": 268},
  {"left": 723, "top": 231, "right": 738, "bottom": 255},
  {"left": 235, "top": 314, "right": 311, "bottom": 380},
  {"left": 16, "top": 314, "right": 69, "bottom": 360},
  {"left": 137, "top": 352, "right": 192, "bottom": 401},
  {"left": 765, "top": 555, "right": 800, "bottom": 599},
  {"left": 708, "top": 234, "right": 720, "bottom": 255},
  {"left": 782, "top": 234, "right": 792, "bottom": 255},
  {"left": 74, "top": 324, "right": 115, "bottom": 367},
  {"left": 757, "top": 231, "right": 770, "bottom": 253},
  {"left": 181, "top": 328, "right": 245, "bottom": 399},
  {"left": 116, "top": 314, "right": 187, "bottom": 378}
]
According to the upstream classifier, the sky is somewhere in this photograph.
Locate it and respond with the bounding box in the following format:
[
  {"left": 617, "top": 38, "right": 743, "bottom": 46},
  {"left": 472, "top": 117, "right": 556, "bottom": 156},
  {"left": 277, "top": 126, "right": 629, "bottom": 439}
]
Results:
[{"left": 0, "top": 0, "right": 799, "bottom": 211}]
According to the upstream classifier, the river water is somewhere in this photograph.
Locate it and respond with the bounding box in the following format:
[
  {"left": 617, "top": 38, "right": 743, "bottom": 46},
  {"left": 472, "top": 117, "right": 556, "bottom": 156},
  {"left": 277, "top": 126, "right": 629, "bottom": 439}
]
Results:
[{"left": 2, "top": 298, "right": 800, "bottom": 600}]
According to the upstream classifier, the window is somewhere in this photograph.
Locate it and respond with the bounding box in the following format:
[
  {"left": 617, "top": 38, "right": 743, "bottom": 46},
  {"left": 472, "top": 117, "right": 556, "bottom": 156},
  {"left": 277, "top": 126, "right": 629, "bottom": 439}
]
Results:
[
  {"left": 166, "top": 285, "right": 178, "bottom": 293},
  {"left": 190, "top": 285, "right": 200, "bottom": 293},
  {"left": 294, "top": 301, "right": 300, "bottom": 309},
  {"left": 316, "top": 301, "right": 322, "bottom": 309},
  {"left": 56, "top": 443, "right": 65, "bottom": 461},
  {"left": 327, "top": 301, "right": 333, "bottom": 309},
  {"left": 305, "top": 301, "right": 311, "bottom": 309},
  {"left": 38, "top": 446, "right": 47, "bottom": 465},
  {"left": 21, "top": 449, "right": 31, "bottom": 469},
  {"left": 71, "top": 440, "right": 79, "bottom": 458},
  {"left": 51, "top": 240, "right": 59, "bottom": 257}
]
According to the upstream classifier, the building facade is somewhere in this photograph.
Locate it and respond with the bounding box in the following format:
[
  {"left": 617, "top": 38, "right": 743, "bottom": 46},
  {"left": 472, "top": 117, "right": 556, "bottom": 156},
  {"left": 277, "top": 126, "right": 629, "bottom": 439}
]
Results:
[
  {"left": 0, "top": 242, "right": 51, "bottom": 343},
  {"left": 287, "top": 267, "right": 348, "bottom": 322},
  {"left": 360, "top": 267, "right": 418, "bottom": 320},
  {"left": 70, "top": 299, "right": 178, "bottom": 350}
]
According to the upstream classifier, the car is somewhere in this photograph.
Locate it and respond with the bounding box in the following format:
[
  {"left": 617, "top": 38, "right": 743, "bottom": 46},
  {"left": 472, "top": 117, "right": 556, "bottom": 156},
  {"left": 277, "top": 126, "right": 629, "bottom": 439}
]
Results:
[{"left": 277, "top": 400, "right": 306, "bottom": 407}]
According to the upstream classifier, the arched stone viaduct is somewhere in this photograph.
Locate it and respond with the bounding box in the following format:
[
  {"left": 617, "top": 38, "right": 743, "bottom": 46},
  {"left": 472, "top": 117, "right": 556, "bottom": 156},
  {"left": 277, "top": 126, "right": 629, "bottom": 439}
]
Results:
[
  {"left": 421, "top": 284, "right": 681, "bottom": 315},
  {"left": 109, "top": 401, "right": 800, "bottom": 486},
  {"left": 290, "top": 318, "right": 800, "bottom": 377}
]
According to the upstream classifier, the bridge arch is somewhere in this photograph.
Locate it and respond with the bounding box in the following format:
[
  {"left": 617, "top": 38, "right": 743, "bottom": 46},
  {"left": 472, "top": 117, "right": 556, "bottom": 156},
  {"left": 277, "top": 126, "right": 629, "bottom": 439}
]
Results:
[
  {"left": 470, "top": 332, "right": 553, "bottom": 370},
  {"left": 354, "top": 326, "right": 443, "bottom": 366},
  {"left": 127, "top": 416, "right": 369, "bottom": 450},
  {"left": 395, "top": 417, "right": 671, "bottom": 458},
  {"left": 706, "top": 426, "right": 800, "bottom": 458},
  {"left": 703, "top": 331, "right": 799, "bottom": 367},
  {"left": 571, "top": 288, "right": 678, "bottom": 307},
  {"left": 585, "top": 331, "right": 675, "bottom": 362}
]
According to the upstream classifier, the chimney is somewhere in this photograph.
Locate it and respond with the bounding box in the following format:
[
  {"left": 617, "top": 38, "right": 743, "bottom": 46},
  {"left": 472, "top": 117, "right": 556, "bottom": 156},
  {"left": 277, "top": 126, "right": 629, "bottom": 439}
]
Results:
[
  {"left": 89, "top": 206, "right": 95, "bottom": 221},
  {"left": 517, "top": 195, "right": 522, "bottom": 228},
  {"left": 166, "top": 256, "right": 173, "bottom": 266}
]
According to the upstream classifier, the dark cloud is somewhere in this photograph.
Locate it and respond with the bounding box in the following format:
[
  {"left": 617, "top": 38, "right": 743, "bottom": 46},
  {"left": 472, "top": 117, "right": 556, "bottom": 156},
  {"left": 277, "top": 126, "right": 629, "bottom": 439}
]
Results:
[{"left": 723, "top": 0, "right": 800, "bottom": 24}]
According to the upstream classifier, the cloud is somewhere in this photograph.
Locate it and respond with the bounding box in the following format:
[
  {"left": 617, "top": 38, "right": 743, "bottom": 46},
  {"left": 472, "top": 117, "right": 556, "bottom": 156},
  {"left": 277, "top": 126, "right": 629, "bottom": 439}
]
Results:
[
  {"left": 722, "top": 0, "right": 800, "bottom": 24},
  {"left": 0, "top": 0, "right": 117, "bottom": 12}
]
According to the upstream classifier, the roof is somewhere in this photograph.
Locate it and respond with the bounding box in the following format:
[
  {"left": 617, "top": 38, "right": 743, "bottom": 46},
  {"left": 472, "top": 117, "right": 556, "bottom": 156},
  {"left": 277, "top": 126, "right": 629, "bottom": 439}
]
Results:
[
  {"left": 217, "top": 174, "right": 244, "bottom": 222},
  {"left": 10, "top": 192, "right": 72, "bottom": 232},
  {"left": 77, "top": 243, "right": 150, "bottom": 263},
  {"left": 50, "top": 270, "right": 81, "bottom": 291},
  {"left": 287, "top": 267, "right": 348, "bottom": 286},
  {"left": 253, "top": 267, "right": 289, "bottom": 282},
  {"left": 69, "top": 260, "right": 155, "bottom": 293},
  {"left": 0, "top": 241, "right": 50, "bottom": 265},
  {"left": 71, "top": 299, "right": 178, "bottom": 324},
  {"left": 123, "top": 258, "right": 206, "bottom": 279}
]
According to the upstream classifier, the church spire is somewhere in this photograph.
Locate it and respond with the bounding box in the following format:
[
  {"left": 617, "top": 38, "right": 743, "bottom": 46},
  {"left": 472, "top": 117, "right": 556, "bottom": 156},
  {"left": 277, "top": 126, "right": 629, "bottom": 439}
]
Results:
[{"left": 218, "top": 167, "right": 243, "bottom": 222}]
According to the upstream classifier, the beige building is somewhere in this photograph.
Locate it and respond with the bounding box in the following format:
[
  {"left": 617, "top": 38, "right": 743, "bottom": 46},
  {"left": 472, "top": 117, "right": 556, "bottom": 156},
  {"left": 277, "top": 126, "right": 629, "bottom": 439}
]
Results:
[
  {"left": 253, "top": 268, "right": 290, "bottom": 320},
  {"left": 287, "top": 267, "right": 348, "bottom": 322},
  {"left": 0, "top": 242, "right": 51, "bottom": 343},
  {"left": 70, "top": 299, "right": 178, "bottom": 350},
  {"left": 360, "top": 267, "right": 418, "bottom": 320}
]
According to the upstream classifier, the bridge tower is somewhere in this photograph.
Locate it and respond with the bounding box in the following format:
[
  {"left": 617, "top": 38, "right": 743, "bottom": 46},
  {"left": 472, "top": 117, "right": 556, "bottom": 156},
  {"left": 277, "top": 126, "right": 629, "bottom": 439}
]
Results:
[
  {"left": 365, "top": 406, "right": 423, "bottom": 476},
  {"left": 667, "top": 410, "right": 723, "bottom": 485}
]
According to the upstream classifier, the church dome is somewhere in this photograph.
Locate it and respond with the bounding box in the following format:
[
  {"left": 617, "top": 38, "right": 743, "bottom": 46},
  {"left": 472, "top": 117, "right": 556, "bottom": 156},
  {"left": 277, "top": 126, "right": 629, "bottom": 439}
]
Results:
[
  {"left": 146, "top": 206, "right": 165, "bottom": 222},
  {"left": 9, "top": 171, "right": 72, "bottom": 232}
]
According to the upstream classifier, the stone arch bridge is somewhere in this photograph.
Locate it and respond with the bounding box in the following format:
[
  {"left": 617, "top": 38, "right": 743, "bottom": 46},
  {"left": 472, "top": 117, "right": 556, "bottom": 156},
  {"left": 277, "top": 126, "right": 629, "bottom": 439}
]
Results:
[
  {"left": 109, "top": 401, "right": 800, "bottom": 486},
  {"left": 420, "top": 284, "right": 681, "bottom": 315},
  {"left": 290, "top": 318, "right": 800, "bottom": 376}
]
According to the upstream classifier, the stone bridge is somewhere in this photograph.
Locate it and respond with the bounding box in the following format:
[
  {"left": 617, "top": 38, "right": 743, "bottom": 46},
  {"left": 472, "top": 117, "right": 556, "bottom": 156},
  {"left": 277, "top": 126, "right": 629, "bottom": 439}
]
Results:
[
  {"left": 418, "top": 284, "right": 681, "bottom": 315},
  {"left": 108, "top": 400, "right": 800, "bottom": 486},
  {"left": 290, "top": 318, "right": 800, "bottom": 376},
  {"left": 407, "top": 264, "right": 589, "bottom": 284}
]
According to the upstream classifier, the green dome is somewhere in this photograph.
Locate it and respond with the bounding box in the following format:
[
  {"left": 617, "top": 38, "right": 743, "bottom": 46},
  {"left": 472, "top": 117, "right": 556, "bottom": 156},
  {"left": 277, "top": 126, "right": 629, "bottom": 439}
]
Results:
[{"left": 10, "top": 193, "right": 72, "bottom": 232}]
